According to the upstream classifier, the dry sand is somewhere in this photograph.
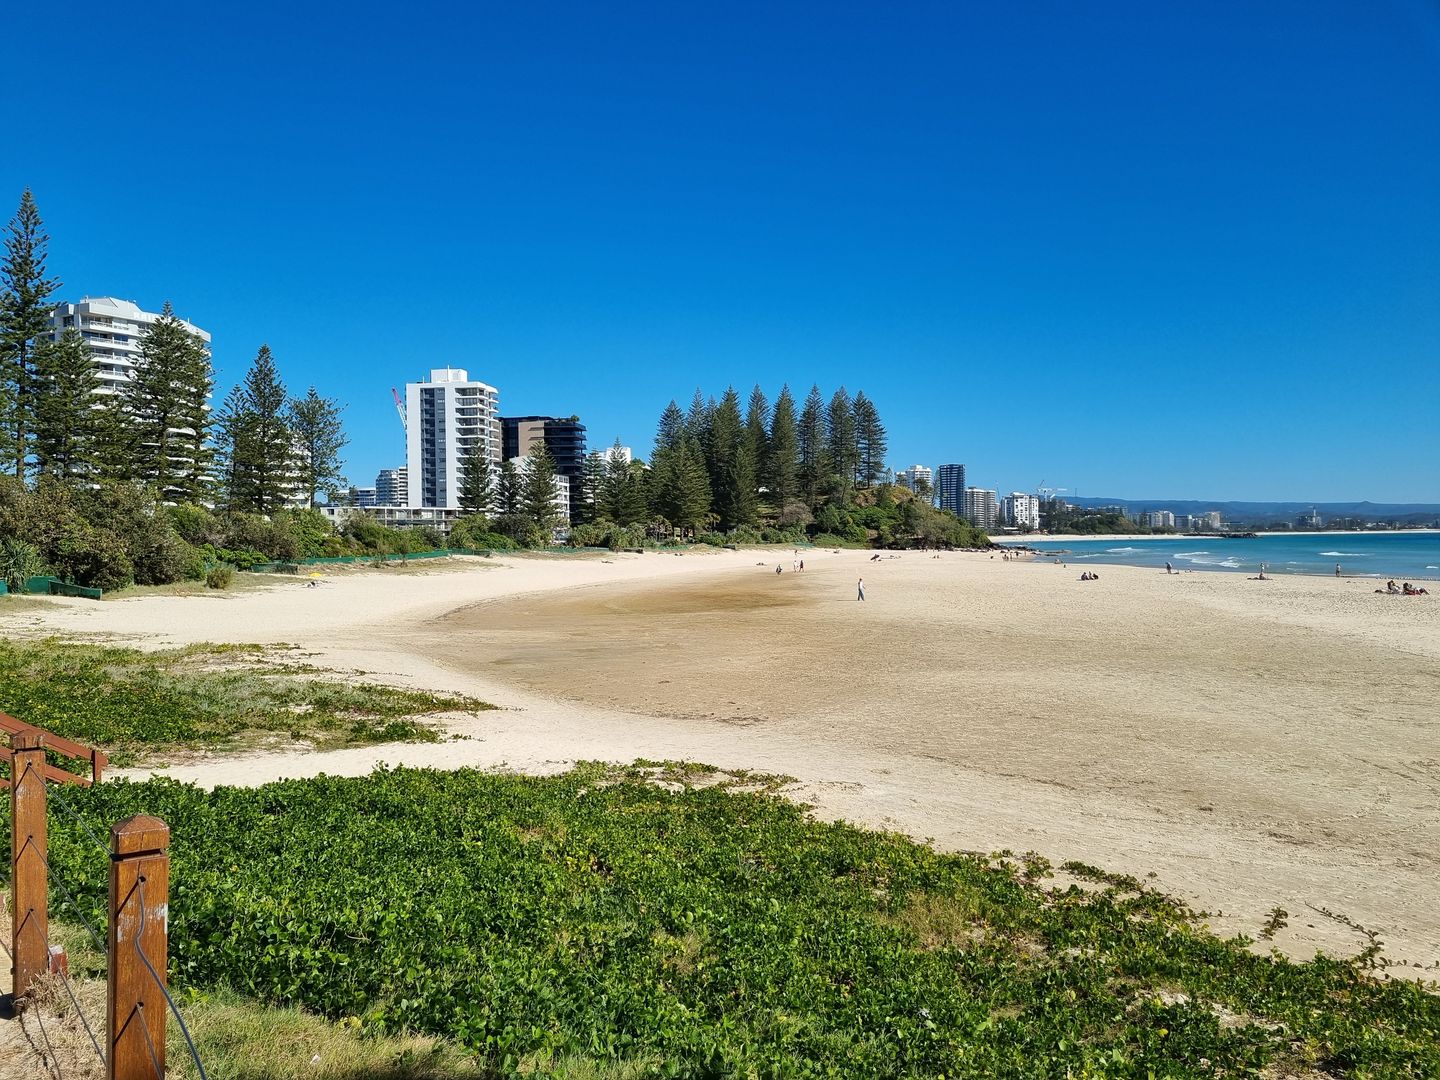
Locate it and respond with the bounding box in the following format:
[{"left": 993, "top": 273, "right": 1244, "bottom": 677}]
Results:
[{"left": 4, "top": 547, "right": 1438, "bottom": 975}]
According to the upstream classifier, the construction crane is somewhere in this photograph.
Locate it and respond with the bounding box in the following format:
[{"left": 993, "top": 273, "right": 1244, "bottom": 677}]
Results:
[{"left": 391, "top": 388, "right": 406, "bottom": 433}]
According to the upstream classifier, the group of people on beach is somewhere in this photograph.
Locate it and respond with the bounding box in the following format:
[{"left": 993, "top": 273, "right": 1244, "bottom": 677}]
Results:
[
  {"left": 1079, "top": 571, "right": 1100, "bottom": 581},
  {"left": 1377, "top": 580, "right": 1429, "bottom": 595}
]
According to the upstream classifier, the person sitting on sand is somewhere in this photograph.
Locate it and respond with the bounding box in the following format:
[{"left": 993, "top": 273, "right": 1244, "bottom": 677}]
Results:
[{"left": 1387, "top": 580, "right": 1401, "bottom": 594}]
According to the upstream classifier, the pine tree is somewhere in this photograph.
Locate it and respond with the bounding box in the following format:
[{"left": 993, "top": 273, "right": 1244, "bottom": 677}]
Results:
[
  {"left": 655, "top": 400, "right": 685, "bottom": 455},
  {"left": 685, "top": 389, "right": 713, "bottom": 463},
  {"left": 0, "top": 190, "right": 61, "bottom": 477},
  {"left": 651, "top": 438, "right": 711, "bottom": 535},
  {"left": 174, "top": 327, "right": 216, "bottom": 503},
  {"left": 797, "top": 384, "right": 826, "bottom": 504},
  {"left": 767, "top": 384, "right": 799, "bottom": 507},
  {"left": 744, "top": 385, "right": 769, "bottom": 502},
  {"left": 708, "top": 387, "right": 756, "bottom": 530},
  {"left": 33, "top": 329, "right": 102, "bottom": 481},
  {"left": 288, "top": 387, "right": 348, "bottom": 507},
  {"left": 614, "top": 459, "right": 649, "bottom": 526},
  {"left": 497, "top": 458, "right": 520, "bottom": 513},
  {"left": 124, "top": 302, "right": 212, "bottom": 500},
  {"left": 852, "top": 391, "right": 887, "bottom": 488},
  {"left": 573, "top": 451, "right": 606, "bottom": 525},
  {"left": 826, "top": 387, "right": 858, "bottom": 491},
  {"left": 457, "top": 438, "right": 494, "bottom": 517},
  {"left": 211, "top": 384, "right": 247, "bottom": 500},
  {"left": 224, "top": 345, "right": 294, "bottom": 514},
  {"left": 520, "top": 443, "right": 562, "bottom": 540}
]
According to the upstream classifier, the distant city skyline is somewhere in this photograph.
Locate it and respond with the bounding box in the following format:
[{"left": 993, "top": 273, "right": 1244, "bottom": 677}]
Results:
[{"left": 7, "top": 3, "right": 1436, "bottom": 501}]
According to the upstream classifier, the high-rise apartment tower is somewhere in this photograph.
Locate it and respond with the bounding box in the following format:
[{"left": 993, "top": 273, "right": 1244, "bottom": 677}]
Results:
[
  {"left": 935, "top": 463, "right": 966, "bottom": 515},
  {"left": 405, "top": 369, "right": 501, "bottom": 509}
]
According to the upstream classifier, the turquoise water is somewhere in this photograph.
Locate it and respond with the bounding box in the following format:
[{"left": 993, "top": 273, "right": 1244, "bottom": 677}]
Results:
[{"left": 1001, "top": 531, "right": 1440, "bottom": 579}]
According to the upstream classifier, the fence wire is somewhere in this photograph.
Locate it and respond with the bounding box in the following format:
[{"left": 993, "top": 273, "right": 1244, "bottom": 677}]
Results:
[
  {"left": 42, "top": 926, "right": 106, "bottom": 1068},
  {"left": 137, "top": 878, "right": 210, "bottom": 1080},
  {"left": 46, "top": 780, "right": 113, "bottom": 860},
  {"left": 32, "top": 846, "right": 107, "bottom": 958}
]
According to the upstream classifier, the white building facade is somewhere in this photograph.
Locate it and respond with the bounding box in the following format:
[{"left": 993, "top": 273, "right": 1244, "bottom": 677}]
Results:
[
  {"left": 1002, "top": 492, "right": 1041, "bottom": 530},
  {"left": 963, "top": 487, "right": 999, "bottom": 529},
  {"left": 50, "top": 296, "right": 211, "bottom": 399},
  {"left": 375, "top": 467, "right": 408, "bottom": 507},
  {"left": 895, "top": 464, "right": 933, "bottom": 492},
  {"left": 405, "top": 369, "right": 501, "bottom": 509}
]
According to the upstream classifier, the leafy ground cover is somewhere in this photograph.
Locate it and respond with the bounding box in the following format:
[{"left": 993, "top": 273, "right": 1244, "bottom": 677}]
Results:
[
  {"left": 0, "top": 638, "right": 488, "bottom": 764},
  {"left": 13, "top": 764, "right": 1438, "bottom": 1078}
]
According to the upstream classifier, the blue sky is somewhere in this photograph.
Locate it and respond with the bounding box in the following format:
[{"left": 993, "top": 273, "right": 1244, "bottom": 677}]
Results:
[{"left": 6, "top": 1, "right": 1438, "bottom": 502}]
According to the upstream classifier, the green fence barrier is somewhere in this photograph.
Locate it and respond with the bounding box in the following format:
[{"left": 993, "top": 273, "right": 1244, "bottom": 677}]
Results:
[
  {"left": 10, "top": 575, "right": 103, "bottom": 599},
  {"left": 49, "top": 580, "right": 104, "bottom": 599},
  {"left": 0, "top": 580, "right": 7, "bottom": 595}
]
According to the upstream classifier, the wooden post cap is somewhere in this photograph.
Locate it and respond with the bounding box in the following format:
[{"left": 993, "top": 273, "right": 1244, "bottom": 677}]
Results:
[
  {"left": 11, "top": 731, "right": 44, "bottom": 751},
  {"left": 111, "top": 815, "right": 170, "bottom": 855}
]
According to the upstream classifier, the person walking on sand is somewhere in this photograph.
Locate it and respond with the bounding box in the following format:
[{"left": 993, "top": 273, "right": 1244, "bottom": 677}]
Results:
[
  {"left": 857, "top": 577, "right": 866, "bottom": 601},
  {"left": 1165, "top": 561, "right": 1173, "bottom": 575},
  {"left": 1336, "top": 563, "right": 1342, "bottom": 577}
]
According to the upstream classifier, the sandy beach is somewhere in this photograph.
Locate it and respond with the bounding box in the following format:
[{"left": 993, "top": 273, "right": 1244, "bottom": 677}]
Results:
[{"left": 4, "top": 548, "right": 1437, "bottom": 975}]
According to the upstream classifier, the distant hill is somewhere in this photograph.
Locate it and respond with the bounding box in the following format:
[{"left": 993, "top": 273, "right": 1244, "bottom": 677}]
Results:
[{"left": 1064, "top": 497, "right": 1440, "bottom": 526}]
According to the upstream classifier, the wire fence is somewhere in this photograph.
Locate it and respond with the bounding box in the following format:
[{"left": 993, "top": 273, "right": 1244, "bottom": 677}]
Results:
[{"left": 8, "top": 742, "right": 210, "bottom": 1080}]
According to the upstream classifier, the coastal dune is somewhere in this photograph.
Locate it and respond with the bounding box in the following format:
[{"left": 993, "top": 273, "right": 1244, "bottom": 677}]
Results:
[{"left": 9, "top": 548, "right": 1439, "bottom": 973}]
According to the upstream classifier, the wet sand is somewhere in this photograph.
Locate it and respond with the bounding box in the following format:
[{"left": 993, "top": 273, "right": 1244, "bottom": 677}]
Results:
[{"left": 423, "top": 553, "right": 1440, "bottom": 973}]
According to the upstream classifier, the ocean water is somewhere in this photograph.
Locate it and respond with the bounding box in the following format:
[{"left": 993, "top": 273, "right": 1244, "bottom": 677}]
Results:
[{"left": 1002, "top": 531, "right": 1440, "bottom": 579}]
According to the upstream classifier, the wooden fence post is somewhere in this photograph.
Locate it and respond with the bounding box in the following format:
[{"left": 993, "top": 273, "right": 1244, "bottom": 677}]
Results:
[
  {"left": 10, "top": 731, "right": 47, "bottom": 1001},
  {"left": 107, "top": 816, "right": 170, "bottom": 1080}
]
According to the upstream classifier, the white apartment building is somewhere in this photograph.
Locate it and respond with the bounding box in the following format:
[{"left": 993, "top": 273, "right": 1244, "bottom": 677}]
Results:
[
  {"left": 895, "top": 464, "right": 933, "bottom": 491},
  {"left": 1142, "top": 509, "right": 1177, "bottom": 530},
  {"left": 50, "top": 296, "right": 211, "bottom": 398},
  {"left": 375, "top": 467, "right": 408, "bottom": 507},
  {"left": 1002, "top": 492, "right": 1041, "bottom": 530},
  {"left": 962, "top": 487, "right": 999, "bottom": 529},
  {"left": 405, "top": 369, "right": 501, "bottom": 509}
]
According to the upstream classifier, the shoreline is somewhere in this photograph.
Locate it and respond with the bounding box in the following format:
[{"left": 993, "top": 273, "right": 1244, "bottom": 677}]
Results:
[{"left": 4, "top": 549, "right": 1438, "bottom": 974}]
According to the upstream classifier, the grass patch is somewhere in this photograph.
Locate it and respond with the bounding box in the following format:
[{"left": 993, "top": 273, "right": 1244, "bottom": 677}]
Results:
[
  {"left": 0, "top": 638, "right": 490, "bottom": 764},
  {"left": 14, "top": 765, "right": 1438, "bottom": 1078}
]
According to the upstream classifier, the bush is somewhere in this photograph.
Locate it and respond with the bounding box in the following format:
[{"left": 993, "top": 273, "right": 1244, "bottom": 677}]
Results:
[
  {"left": 167, "top": 504, "right": 223, "bottom": 547},
  {"left": 49, "top": 519, "right": 134, "bottom": 591},
  {"left": 0, "top": 537, "right": 45, "bottom": 591},
  {"left": 270, "top": 508, "right": 336, "bottom": 559},
  {"left": 206, "top": 564, "right": 236, "bottom": 590}
]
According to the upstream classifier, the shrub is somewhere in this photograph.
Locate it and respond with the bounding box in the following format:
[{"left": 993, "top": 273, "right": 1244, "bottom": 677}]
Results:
[
  {"left": 0, "top": 537, "right": 45, "bottom": 591},
  {"left": 206, "top": 564, "right": 236, "bottom": 590},
  {"left": 271, "top": 508, "right": 337, "bottom": 558},
  {"left": 167, "top": 504, "right": 223, "bottom": 547},
  {"left": 48, "top": 519, "right": 134, "bottom": 591}
]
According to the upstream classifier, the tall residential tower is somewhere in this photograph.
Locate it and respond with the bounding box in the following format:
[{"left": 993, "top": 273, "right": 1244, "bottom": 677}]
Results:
[
  {"left": 404, "top": 369, "right": 501, "bottom": 509},
  {"left": 935, "top": 463, "right": 966, "bottom": 516}
]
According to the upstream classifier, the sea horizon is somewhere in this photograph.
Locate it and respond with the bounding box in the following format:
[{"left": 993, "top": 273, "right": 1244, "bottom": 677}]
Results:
[{"left": 998, "top": 530, "right": 1440, "bottom": 580}]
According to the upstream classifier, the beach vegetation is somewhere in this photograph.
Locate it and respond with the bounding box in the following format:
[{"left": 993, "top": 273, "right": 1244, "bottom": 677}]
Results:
[
  {"left": 0, "top": 638, "right": 486, "bottom": 763},
  {"left": 205, "top": 562, "right": 235, "bottom": 589},
  {"left": 645, "top": 383, "right": 986, "bottom": 550},
  {"left": 15, "top": 764, "right": 1439, "bottom": 1077}
]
